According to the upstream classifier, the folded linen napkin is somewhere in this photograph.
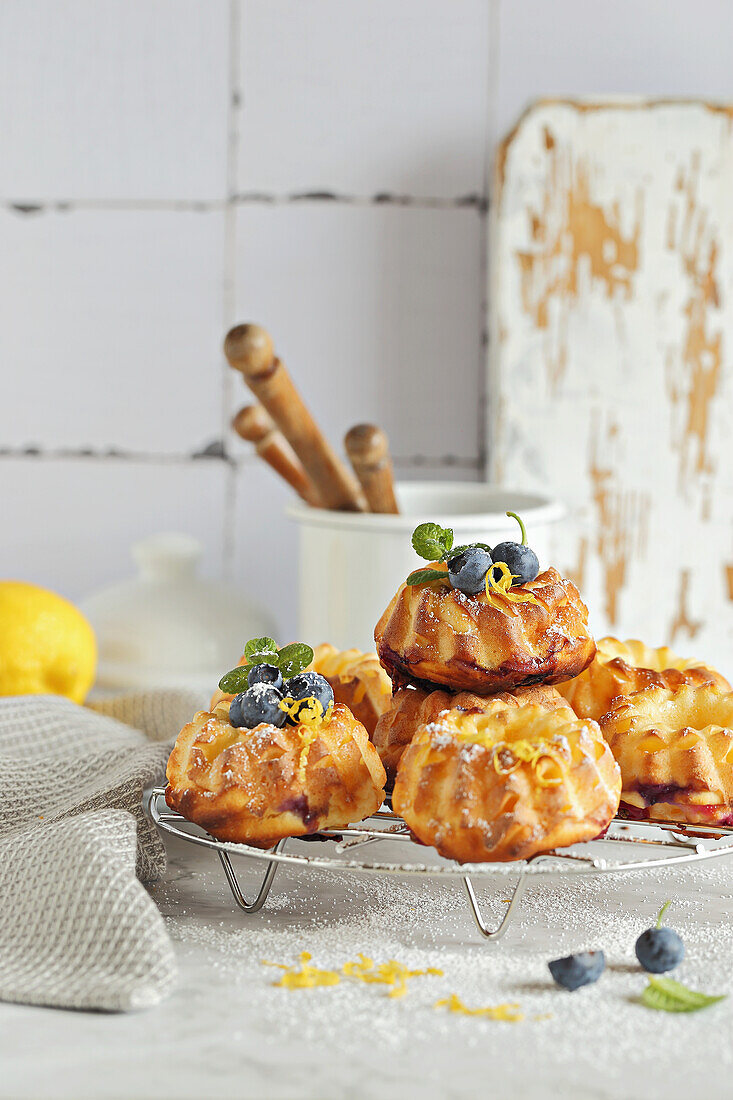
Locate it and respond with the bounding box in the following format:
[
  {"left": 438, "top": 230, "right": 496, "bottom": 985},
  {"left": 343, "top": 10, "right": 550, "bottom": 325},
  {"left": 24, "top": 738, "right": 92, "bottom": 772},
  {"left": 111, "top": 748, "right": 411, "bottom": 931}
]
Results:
[{"left": 0, "top": 690, "right": 202, "bottom": 1012}]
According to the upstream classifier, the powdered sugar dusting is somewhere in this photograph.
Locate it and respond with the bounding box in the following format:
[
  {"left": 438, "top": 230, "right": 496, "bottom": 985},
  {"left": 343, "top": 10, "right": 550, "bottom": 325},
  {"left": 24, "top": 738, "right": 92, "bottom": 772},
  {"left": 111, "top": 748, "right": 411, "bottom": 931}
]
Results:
[{"left": 159, "top": 837, "right": 733, "bottom": 1098}]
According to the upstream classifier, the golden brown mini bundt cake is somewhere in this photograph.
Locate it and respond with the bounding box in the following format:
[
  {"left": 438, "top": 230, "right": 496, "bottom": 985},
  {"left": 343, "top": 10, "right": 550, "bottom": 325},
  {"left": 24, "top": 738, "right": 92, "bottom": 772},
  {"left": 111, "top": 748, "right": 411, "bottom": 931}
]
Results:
[
  {"left": 375, "top": 566, "right": 596, "bottom": 695},
  {"left": 166, "top": 701, "right": 386, "bottom": 847},
  {"left": 307, "top": 644, "right": 393, "bottom": 735},
  {"left": 557, "top": 637, "right": 730, "bottom": 722},
  {"left": 600, "top": 684, "right": 733, "bottom": 825},
  {"left": 373, "top": 682, "right": 573, "bottom": 779},
  {"left": 393, "top": 705, "right": 621, "bottom": 863}
]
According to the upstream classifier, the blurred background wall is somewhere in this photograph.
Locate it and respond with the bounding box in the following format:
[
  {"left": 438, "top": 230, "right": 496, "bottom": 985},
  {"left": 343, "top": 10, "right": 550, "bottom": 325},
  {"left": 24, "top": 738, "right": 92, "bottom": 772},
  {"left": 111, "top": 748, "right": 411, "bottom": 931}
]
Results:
[{"left": 1, "top": 0, "right": 731, "bottom": 641}]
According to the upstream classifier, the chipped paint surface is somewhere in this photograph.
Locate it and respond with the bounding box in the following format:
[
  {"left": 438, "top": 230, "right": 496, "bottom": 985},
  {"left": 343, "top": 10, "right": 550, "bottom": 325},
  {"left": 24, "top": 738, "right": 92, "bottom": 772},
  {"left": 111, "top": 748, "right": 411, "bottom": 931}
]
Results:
[{"left": 491, "top": 101, "right": 733, "bottom": 669}]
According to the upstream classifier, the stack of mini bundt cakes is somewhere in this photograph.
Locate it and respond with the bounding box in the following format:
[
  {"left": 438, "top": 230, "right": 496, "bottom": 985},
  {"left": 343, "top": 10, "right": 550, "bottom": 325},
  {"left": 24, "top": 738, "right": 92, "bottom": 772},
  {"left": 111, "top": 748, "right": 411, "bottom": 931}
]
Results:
[{"left": 373, "top": 515, "right": 621, "bottom": 862}]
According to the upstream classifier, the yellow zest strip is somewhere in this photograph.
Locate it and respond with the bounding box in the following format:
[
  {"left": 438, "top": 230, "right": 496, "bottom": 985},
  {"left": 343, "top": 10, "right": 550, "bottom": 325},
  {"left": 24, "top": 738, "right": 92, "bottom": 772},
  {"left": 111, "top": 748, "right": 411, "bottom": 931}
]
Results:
[
  {"left": 296, "top": 727, "right": 318, "bottom": 782},
  {"left": 454, "top": 718, "right": 567, "bottom": 788},
  {"left": 342, "top": 954, "right": 443, "bottom": 999},
  {"left": 262, "top": 953, "right": 443, "bottom": 998},
  {"left": 484, "top": 560, "right": 541, "bottom": 610},
  {"left": 278, "top": 695, "right": 334, "bottom": 782},
  {"left": 262, "top": 952, "right": 341, "bottom": 989},
  {"left": 491, "top": 739, "right": 565, "bottom": 788},
  {"left": 279, "top": 695, "right": 333, "bottom": 727},
  {"left": 435, "top": 993, "right": 524, "bottom": 1021}
]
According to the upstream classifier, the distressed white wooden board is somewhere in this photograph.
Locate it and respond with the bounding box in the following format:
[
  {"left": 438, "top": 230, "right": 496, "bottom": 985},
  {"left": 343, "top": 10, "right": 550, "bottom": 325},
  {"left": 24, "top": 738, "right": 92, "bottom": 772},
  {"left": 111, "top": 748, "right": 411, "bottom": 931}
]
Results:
[{"left": 491, "top": 100, "right": 733, "bottom": 672}]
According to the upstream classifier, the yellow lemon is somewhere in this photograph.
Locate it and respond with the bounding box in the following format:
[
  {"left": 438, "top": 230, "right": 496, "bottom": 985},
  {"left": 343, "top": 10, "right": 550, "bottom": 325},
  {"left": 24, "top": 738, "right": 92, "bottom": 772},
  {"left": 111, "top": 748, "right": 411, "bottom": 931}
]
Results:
[{"left": 0, "top": 581, "right": 97, "bottom": 703}]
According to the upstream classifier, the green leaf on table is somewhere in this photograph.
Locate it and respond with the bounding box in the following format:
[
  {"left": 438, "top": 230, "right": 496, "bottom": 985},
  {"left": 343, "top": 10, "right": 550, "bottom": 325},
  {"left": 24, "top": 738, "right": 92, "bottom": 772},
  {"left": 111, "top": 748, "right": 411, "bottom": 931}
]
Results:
[
  {"left": 640, "top": 976, "right": 727, "bottom": 1013},
  {"left": 278, "top": 642, "right": 314, "bottom": 679},
  {"left": 411, "top": 522, "right": 454, "bottom": 561}
]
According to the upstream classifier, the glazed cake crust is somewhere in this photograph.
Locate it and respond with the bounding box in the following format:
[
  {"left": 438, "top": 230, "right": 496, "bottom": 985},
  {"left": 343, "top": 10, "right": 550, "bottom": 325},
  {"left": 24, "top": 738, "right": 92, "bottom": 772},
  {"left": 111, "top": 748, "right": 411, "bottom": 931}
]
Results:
[
  {"left": 557, "top": 637, "right": 730, "bottom": 723},
  {"left": 375, "top": 566, "right": 596, "bottom": 694},
  {"left": 600, "top": 684, "right": 733, "bottom": 825},
  {"left": 373, "top": 681, "right": 573, "bottom": 779},
  {"left": 393, "top": 704, "right": 621, "bottom": 863},
  {"left": 166, "top": 701, "right": 386, "bottom": 847}
]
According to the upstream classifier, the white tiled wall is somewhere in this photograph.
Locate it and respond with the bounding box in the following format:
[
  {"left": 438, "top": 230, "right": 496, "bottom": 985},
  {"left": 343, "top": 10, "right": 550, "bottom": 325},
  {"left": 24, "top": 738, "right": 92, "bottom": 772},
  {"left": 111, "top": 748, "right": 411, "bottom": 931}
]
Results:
[{"left": 1, "top": 0, "right": 731, "bottom": 640}]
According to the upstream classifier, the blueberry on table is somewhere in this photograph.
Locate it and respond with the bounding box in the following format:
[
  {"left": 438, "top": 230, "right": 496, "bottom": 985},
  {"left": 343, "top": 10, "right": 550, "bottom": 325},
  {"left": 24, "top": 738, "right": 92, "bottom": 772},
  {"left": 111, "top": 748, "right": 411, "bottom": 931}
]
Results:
[
  {"left": 548, "top": 951, "right": 605, "bottom": 990},
  {"left": 490, "top": 542, "right": 540, "bottom": 586},
  {"left": 247, "top": 662, "right": 284, "bottom": 692},
  {"left": 284, "top": 671, "right": 335, "bottom": 722},
  {"left": 635, "top": 927, "right": 685, "bottom": 974},
  {"left": 447, "top": 547, "right": 492, "bottom": 596},
  {"left": 229, "top": 684, "right": 287, "bottom": 729}
]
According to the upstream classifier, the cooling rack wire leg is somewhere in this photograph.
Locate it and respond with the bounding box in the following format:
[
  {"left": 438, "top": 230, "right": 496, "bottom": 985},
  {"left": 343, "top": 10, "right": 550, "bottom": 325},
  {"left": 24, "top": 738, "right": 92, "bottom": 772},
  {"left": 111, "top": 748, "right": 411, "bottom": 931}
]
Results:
[
  {"left": 463, "top": 866, "right": 529, "bottom": 940},
  {"left": 218, "top": 840, "right": 287, "bottom": 913}
]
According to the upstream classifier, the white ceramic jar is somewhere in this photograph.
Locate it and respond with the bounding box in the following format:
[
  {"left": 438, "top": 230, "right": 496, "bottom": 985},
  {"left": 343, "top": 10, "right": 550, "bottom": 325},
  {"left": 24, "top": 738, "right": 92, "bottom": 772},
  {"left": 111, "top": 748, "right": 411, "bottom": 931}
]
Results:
[
  {"left": 80, "top": 533, "right": 275, "bottom": 695},
  {"left": 288, "top": 482, "right": 564, "bottom": 653}
]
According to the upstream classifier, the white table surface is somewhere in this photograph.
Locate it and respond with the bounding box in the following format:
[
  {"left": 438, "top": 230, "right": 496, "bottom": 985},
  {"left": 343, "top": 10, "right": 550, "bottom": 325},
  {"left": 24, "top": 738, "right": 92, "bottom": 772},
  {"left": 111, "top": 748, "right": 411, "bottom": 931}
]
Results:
[{"left": 2, "top": 827, "right": 733, "bottom": 1100}]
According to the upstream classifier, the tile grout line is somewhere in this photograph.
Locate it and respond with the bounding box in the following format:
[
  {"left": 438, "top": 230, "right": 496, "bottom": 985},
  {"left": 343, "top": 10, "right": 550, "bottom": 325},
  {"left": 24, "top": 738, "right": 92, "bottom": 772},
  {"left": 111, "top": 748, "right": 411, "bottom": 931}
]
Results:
[
  {"left": 220, "top": 0, "right": 243, "bottom": 583},
  {"left": 1, "top": 193, "right": 486, "bottom": 216},
  {"left": 0, "top": 449, "right": 481, "bottom": 470}
]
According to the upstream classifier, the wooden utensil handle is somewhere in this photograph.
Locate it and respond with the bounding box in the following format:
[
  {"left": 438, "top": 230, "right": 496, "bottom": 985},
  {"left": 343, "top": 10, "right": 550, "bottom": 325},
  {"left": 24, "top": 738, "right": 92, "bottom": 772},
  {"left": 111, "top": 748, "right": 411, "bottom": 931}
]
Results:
[
  {"left": 224, "top": 324, "right": 366, "bottom": 512},
  {"left": 232, "top": 405, "right": 323, "bottom": 507},
  {"left": 344, "top": 423, "right": 399, "bottom": 514}
]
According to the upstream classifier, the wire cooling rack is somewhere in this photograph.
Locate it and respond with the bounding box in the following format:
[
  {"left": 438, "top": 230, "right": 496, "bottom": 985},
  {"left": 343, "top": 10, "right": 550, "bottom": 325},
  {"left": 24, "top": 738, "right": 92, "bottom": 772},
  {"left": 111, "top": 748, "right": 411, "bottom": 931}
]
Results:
[{"left": 146, "top": 787, "right": 733, "bottom": 941}]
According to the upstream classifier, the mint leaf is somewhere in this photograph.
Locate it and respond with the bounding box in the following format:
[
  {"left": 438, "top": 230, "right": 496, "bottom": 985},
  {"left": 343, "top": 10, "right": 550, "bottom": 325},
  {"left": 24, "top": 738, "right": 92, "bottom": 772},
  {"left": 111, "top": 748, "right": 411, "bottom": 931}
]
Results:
[
  {"left": 640, "top": 977, "right": 727, "bottom": 1013},
  {"left": 411, "top": 522, "right": 454, "bottom": 561},
  {"left": 406, "top": 568, "right": 451, "bottom": 586},
  {"left": 218, "top": 665, "right": 250, "bottom": 694},
  {"left": 278, "top": 642, "right": 314, "bottom": 679},
  {"left": 244, "top": 637, "right": 279, "bottom": 665}
]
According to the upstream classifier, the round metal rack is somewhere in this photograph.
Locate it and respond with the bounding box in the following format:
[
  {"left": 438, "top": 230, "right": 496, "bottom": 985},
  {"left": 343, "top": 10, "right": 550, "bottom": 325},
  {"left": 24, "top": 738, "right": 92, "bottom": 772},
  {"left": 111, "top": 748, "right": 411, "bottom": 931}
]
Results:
[{"left": 146, "top": 787, "right": 733, "bottom": 941}]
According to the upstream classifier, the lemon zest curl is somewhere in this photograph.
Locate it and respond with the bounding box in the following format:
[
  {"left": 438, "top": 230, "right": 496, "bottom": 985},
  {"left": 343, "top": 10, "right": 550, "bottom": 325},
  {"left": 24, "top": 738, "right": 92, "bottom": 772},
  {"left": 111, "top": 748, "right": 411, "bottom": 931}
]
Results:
[{"left": 484, "top": 560, "right": 541, "bottom": 610}]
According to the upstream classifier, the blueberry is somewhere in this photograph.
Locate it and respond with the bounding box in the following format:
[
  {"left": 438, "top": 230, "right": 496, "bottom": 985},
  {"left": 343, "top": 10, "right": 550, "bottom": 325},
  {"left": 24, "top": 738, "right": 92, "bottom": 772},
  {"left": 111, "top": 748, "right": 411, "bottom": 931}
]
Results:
[
  {"left": 548, "top": 951, "right": 605, "bottom": 991},
  {"left": 284, "top": 671, "right": 334, "bottom": 723},
  {"left": 247, "top": 662, "right": 284, "bottom": 692},
  {"left": 229, "top": 684, "right": 286, "bottom": 729},
  {"left": 635, "top": 928, "right": 685, "bottom": 974},
  {"left": 491, "top": 541, "right": 540, "bottom": 585},
  {"left": 447, "top": 547, "right": 492, "bottom": 596}
]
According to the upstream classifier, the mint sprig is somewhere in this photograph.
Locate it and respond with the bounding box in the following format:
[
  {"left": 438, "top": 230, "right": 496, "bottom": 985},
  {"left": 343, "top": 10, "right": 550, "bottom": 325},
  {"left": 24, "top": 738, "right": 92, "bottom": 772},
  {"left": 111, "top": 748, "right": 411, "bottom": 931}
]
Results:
[
  {"left": 411, "top": 522, "right": 453, "bottom": 562},
  {"left": 218, "top": 637, "right": 314, "bottom": 692},
  {"left": 640, "top": 976, "right": 727, "bottom": 1013}
]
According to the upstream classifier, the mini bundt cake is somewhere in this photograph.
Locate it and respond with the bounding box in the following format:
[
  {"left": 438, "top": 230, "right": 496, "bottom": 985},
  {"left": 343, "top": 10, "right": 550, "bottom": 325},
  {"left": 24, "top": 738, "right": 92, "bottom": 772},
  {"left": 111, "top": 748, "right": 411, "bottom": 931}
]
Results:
[
  {"left": 166, "top": 700, "right": 386, "bottom": 847},
  {"left": 373, "top": 682, "right": 574, "bottom": 779},
  {"left": 557, "top": 637, "right": 730, "bottom": 723},
  {"left": 393, "top": 705, "right": 621, "bottom": 863},
  {"left": 600, "top": 684, "right": 733, "bottom": 825},
  {"left": 375, "top": 566, "right": 596, "bottom": 695},
  {"left": 307, "top": 644, "right": 393, "bottom": 735}
]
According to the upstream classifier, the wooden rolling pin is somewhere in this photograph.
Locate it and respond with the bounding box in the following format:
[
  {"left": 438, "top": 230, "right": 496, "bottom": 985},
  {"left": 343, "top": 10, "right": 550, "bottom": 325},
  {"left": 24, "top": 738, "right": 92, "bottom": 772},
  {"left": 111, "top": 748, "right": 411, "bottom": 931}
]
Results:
[
  {"left": 232, "top": 405, "right": 323, "bottom": 507},
  {"left": 344, "top": 424, "right": 399, "bottom": 514},
  {"left": 224, "top": 324, "right": 366, "bottom": 512}
]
